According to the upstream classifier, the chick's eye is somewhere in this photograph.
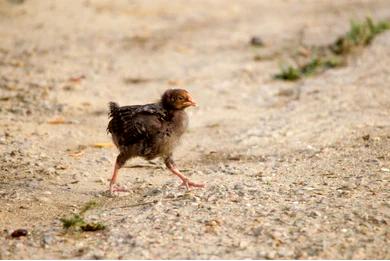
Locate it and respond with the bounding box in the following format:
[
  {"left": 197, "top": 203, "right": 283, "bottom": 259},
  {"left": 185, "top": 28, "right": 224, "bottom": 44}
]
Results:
[{"left": 177, "top": 96, "right": 184, "bottom": 101}]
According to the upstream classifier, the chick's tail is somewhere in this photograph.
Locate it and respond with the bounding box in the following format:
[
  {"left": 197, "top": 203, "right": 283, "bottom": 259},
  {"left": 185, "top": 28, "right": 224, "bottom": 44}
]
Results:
[
  {"left": 107, "top": 102, "right": 120, "bottom": 134},
  {"left": 108, "top": 102, "right": 120, "bottom": 118}
]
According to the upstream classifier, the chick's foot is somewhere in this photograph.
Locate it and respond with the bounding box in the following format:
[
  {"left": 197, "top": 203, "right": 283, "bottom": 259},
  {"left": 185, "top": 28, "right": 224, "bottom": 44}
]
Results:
[
  {"left": 179, "top": 178, "right": 205, "bottom": 190},
  {"left": 109, "top": 184, "right": 128, "bottom": 194}
]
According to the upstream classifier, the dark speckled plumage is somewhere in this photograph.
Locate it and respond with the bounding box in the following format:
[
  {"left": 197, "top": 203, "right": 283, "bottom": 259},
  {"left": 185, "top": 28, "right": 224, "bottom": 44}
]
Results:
[
  {"left": 107, "top": 101, "right": 188, "bottom": 162},
  {"left": 107, "top": 89, "right": 204, "bottom": 193}
]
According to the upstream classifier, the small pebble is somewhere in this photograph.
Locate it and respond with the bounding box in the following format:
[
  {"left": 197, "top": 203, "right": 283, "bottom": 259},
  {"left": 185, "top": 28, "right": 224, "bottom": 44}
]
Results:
[
  {"left": 250, "top": 36, "right": 264, "bottom": 47},
  {"left": 42, "top": 234, "right": 54, "bottom": 245},
  {"left": 233, "top": 184, "right": 244, "bottom": 190},
  {"left": 46, "top": 167, "right": 56, "bottom": 175},
  {"left": 96, "top": 177, "right": 105, "bottom": 184},
  {"left": 11, "top": 229, "right": 28, "bottom": 238},
  {"left": 36, "top": 196, "right": 51, "bottom": 203},
  {"left": 147, "top": 188, "right": 162, "bottom": 196},
  {"left": 99, "top": 156, "right": 110, "bottom": 162}
]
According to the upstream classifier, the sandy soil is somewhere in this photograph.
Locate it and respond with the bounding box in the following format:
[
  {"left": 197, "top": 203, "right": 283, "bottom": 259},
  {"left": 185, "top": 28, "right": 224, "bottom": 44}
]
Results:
[{"left": 0, "top": 0, "right": 389, "bottom": 259}]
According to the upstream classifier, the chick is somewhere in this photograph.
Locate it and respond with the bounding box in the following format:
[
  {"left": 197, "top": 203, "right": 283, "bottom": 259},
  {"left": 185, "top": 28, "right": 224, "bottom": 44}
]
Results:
[{"left": 107, "top": 89, "right": 204, "bottom": 193}]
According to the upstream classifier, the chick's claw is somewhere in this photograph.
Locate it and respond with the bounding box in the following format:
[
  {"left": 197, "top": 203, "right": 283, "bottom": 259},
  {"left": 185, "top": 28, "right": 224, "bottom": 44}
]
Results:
[
  {"left": 109, "top": 184, "right": 128, "bottom": 194},
  {"left": 179, "top": 179, "right": 205, "bottom": 190}
]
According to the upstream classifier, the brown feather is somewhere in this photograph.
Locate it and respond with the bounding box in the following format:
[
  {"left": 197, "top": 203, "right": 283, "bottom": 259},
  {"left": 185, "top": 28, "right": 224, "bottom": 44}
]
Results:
[{"left": 107, "top": 90, "right": 190, "bottom": 161}]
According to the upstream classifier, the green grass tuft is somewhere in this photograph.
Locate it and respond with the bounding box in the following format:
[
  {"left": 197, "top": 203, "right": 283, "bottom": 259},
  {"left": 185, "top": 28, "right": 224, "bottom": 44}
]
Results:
[
  {"left": 274, "top": 65, "right": 301, "bottom": 81},
  {"left": 79, "top": 200, "right": 98, "bottom": 215},
  {"left": 300, "top": 58, "right": 321, "bottom": 76},
  {"left": 60, "top": 213, "right": 106, "bottom": 232},
  {"left": 275, "top": 17, "right": 389, "bottom": 81},
  {"left": 60, "top": 200, "right": 105, "bottom": 232},
  {"left": 60, "top": 214, "right": 86, "bottom": 229},
  {"left": 274, "top": 56, "right": 343, "bottom": 81},
  {"left": 330, "top": 17, "right": 390, "bottom": 55},
  {"left": 80, "top": 222, "right": 106, "bottom": 232}
]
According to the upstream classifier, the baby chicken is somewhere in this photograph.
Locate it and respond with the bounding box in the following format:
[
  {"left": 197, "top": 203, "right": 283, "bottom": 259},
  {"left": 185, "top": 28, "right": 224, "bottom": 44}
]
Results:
[{"left": 107, "top": 89, "right": 204, "bottom": 193}]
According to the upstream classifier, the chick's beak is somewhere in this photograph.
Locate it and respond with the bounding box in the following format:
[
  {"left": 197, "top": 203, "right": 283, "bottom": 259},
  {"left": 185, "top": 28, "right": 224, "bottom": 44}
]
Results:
[{"left": 185, "top": 96, "right": 197, "bottom": 107}]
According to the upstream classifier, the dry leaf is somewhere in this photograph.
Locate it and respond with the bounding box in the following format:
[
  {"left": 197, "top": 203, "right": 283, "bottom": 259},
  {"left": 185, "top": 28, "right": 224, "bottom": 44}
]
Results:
[
  {"left": 123, "top": 77, "right": 151, "bottom": 85},
  {"left": 69, "top": 150, "right": 85, "bottom": 157},
  {"left": 68, "top": 75, "right": 86, "bottom": 83},
  {"left": 91, "top": 143, "right": 113, "bottom": 148},
  {"left": 47, "top": 117, "right": 66, "bottom": 124}
]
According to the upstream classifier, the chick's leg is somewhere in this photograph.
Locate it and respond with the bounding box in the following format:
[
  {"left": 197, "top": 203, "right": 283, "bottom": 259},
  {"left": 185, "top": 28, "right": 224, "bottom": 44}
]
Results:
[
  {"left": 164, "top": 157, "right": 205, "bottom": 190},
  {"left": 109, "top": 153, "right": 129, "bottom": 193}
]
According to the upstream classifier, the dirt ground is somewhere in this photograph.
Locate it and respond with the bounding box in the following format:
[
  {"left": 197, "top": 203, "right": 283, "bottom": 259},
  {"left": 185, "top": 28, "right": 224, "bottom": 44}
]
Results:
[{"left": 1, "top": 0, "right": 389, "bottom": 259}]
